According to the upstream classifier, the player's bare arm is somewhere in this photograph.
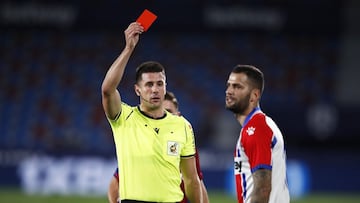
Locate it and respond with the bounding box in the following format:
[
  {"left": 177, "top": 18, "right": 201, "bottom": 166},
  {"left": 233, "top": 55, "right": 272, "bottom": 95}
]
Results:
[
  {"left": 180, "top": 156, "right": 203, "bottom": 203},
  {"left": 101, "top": 22, "right": 144, "bottom": 119},
  {"left": 251, "top": 168, "right": 272, "bottom": 203}
]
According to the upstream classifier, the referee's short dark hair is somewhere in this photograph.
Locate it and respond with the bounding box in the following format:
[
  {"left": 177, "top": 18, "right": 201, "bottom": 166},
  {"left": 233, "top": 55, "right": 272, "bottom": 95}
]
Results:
[{"left": 135, "top": 61, "right": 165, "bottom": 83}]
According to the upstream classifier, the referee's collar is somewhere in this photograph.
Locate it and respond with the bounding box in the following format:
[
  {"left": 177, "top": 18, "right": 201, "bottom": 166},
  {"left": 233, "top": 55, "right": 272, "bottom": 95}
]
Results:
[{"left": 137, "top": 106, "right": 167, "bottom": 120}]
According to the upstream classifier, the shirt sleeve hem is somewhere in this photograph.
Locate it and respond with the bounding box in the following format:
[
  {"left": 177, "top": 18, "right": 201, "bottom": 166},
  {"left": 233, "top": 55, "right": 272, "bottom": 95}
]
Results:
[{"left": 251, "top": 164, "right": 272, "bottom": 173}]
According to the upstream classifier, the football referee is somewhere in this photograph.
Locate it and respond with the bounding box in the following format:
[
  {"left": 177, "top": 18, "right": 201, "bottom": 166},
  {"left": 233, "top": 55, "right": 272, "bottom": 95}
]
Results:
[{"left": 101, "top": 22, "right": 203, "bottom": 203}]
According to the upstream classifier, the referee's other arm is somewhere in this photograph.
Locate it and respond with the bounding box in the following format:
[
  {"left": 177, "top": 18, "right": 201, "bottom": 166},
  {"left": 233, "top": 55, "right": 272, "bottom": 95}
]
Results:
[{"left": 180, "top": 156, "right": 203, "bottom": 203}]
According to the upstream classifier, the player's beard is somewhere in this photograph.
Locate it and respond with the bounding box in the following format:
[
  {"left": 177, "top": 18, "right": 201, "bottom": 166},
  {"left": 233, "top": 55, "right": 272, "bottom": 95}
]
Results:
[{"left": 226, "top": 93, "right": 251, "bottom": 115}]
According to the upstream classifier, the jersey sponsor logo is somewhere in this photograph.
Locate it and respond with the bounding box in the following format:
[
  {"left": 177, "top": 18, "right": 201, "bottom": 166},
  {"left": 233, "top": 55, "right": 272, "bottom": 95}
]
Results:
[
  {"left": 246, "top": 126, "right": 255, "bottom": 136},
  {"left": 234, "top": 157, "right": 242, "bottom": 174},
  {"left": 167, "top": 141, "right": 179, "bottom": 156}
]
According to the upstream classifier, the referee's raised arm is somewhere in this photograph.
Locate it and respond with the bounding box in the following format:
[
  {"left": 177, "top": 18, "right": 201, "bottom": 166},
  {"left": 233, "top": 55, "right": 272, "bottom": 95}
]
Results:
[{"left": 101, "top": 22, "right": 144, "bottom": 120}]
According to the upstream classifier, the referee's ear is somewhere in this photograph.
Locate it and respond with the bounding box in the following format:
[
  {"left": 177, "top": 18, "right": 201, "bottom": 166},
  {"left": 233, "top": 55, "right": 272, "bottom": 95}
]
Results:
[{"left": 135, "top": 86, "right": 141, "bottom": 96}]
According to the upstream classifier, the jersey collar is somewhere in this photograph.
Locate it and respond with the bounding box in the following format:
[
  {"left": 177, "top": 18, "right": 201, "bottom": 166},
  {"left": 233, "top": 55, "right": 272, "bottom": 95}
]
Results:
[
  {"left": 137, "top": 106, "right": 167, "bottom": 120},
  {"left": 243, "top": 106, "right": 261, "bottom": 127}
]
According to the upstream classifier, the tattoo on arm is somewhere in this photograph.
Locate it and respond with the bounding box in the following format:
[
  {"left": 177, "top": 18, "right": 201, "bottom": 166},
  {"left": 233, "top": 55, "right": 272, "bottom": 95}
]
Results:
[{"left": 251, "top": 169, "right": 272, "bottom": 203}]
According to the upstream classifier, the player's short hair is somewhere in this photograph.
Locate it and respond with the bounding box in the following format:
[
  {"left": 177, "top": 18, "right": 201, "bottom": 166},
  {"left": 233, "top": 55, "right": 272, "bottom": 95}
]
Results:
[
  {"left": 165, "top": 91, "right": 178, "bottom": 110},
  {"left": 135, "top": 61, "right": 166, "bottom": 83},
  {"left": 231, "top": 64, "right": 264, "bottom": 95}
]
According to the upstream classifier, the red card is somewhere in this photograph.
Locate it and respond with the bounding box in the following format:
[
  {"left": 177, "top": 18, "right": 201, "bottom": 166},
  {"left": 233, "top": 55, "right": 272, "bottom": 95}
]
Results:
[{"left": 136, "top": 9, "right": 157, "bottom": 32}]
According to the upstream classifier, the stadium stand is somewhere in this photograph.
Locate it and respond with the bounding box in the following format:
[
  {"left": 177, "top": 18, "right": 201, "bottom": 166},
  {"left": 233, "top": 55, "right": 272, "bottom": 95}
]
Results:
[{"left": 0, "top": 31, "right": 338, "bottom": 153}]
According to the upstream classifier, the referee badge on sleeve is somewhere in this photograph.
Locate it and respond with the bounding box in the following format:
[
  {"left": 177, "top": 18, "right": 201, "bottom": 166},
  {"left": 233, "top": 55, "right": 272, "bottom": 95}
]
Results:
[{"left": 167, "top": 141, "right": 179, "bottom": 156}]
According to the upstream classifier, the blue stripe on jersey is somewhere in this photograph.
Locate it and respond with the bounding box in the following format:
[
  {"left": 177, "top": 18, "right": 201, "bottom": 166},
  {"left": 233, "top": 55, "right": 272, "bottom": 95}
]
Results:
[
  {"left": 251, "top": 164, "right": 272, "bottom": 173},
  {"left": 271, "top": 136, "right": 277, "bottom": 149},
  {"left": 242, "top": 173, "right": 247, "bottom": 199},
  {"left": 243, "top": 107, "right": 260, "bottom": 127}
]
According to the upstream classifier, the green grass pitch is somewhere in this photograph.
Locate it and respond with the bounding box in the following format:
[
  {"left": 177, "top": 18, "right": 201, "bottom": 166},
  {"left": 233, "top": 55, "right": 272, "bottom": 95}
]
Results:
[{"left": 1, "top": 188, "right": 360, "bottom": 203}]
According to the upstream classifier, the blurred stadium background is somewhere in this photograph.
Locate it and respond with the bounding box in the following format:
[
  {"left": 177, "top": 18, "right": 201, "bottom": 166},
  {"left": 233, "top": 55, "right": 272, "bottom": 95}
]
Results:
[{"left": 1, "top": 0, "right": 360, "bottom": 202}]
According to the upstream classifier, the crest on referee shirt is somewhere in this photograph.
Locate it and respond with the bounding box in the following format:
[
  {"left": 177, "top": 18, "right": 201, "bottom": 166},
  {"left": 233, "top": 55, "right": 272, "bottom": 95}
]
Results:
[{"left": 167, "top": 141, "right": 179, "bottom": 156}]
